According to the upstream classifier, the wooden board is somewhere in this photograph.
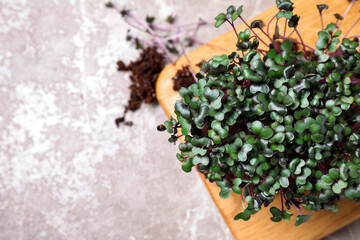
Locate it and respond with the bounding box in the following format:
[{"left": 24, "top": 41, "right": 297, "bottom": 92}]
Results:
[{"left": 156, "top": 1, "right": 360, "bottom": 239}]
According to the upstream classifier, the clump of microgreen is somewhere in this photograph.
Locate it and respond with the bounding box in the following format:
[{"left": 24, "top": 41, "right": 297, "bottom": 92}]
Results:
[
  {"left": 108, "top": 1, "right": 222, "bottom": 126},
  {"left": 106, "top": 0, "right": 219, "bottom": 79},
  {"left": 158, "top": 0, "right": 360, "bottom": 226}
]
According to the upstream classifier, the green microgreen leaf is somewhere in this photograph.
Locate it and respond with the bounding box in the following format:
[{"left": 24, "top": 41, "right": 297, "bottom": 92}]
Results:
[
  {"left": 250, "top": 20, "right": 264, "bottom": 29},
  {"left": 215, "top": 13, "right": 226, "bottom": 28},
  {"left": 317, "top": 4, "right": 328, "bottom": 13}
]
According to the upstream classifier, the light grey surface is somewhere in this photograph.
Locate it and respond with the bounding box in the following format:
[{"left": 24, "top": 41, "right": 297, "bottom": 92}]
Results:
[{"left": 0, "top": 0, "right": 359, "bottom": 239}]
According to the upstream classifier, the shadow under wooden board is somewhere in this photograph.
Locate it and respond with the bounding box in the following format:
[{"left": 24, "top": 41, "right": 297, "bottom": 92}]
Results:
[{"left": 156, "top": 0, "right": 360, "bottom": 239}]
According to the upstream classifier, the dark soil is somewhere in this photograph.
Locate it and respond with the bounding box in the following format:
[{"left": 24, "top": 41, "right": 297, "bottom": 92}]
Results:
[
  {"left": 115, "top": 46, "right": 203, "bottom": 127},
  {"left": 172, "top": 65, "right": 198, "bottom": 91},
  {"left": 115, "top": 47, "right": 165, "bottom": 127}
]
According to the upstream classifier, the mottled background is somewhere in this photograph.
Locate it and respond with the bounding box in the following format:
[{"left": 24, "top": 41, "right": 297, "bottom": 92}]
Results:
[{"left": 0, "top": 0, "right": 359, "bottom": 239}]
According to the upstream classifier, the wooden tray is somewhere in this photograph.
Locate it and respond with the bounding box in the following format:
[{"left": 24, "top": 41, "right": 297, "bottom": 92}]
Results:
[{"left": 156, "top": 1, "right": 360, "bottom": 239}]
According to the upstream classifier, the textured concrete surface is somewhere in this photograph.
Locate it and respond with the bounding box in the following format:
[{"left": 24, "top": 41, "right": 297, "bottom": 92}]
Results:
[{"left": 0, "top": 0, "right": 359, "bottom": 239}]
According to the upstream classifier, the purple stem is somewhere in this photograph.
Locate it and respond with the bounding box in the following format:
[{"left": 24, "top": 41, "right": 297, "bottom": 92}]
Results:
[
  {"left": 335, "top": 19, "right": 339, "bottom": 29},
  {"left": 338, "top": 0, "right": 355, "bottom": 31},
  {"left": 295, "top": 28, "right": 310, "bottom": 54},
  {"left": 348, "top": 34, "right": 360, "bottom": 39},
  {"left": 240, "top": 192, "right": 246, "bottom": 210},
  {"left": 344, "top": 0, "right": 355, "bottom": 16},
  {"left": 178, "top": 18, "right": 213, "bottom": 28},
  {"left": 287, "top": 28, "right": 295, "bottom": 38},
  {"left": 288, "top": 198, "right": 304, "bottom": 215},
  {"left": 226, "top": 19, "right": 239, "bottom": 41},
  {"left": 162, "top": 33, "right": 183, "bottom": 41},
  {"left": 239, "top": 16, "right": 269, "bottom": 47},
  {"left": 123, "top": 18, "right": 149, "bottom": 33},
  {"left": 113, "top": 3, "right": 175, "bottom": 64},
  {"left": 257, "top": 49, "right": 268, "bottom": 53},
  {"left": 344, "top": 17, "right": 360, "bottom": 38},
  {"left": 274, "top": 18, "right": 279, "bottom": 37},
  {"left": 319, "top": 12, "right": 324, "bottom": 30},
  {"left": 259, "top": 27, "right": 272, "bottom": 41},
  {"left": 169, "top": 0, "right": 177, "bottom": 20},
  {"left": 179, "top": 43, "right": 198, "bottom": 82},
  {"left": 135, "top": 20, "right": 211, "bottom": 32},
  {"left": 151, "top": 24, "right": 173, "bottom": 31},
  {"left": 192, "top": 23, "right": 201, "bottom": 38},
  {"left": 257, "top": 50, "right": 266, "bottom": 57},
  {"left": 192, "top": 21, "right": 208, "bottom": 39},
  {"left": 128, "top": 12, "right": 174, "bottom": 63},
  {"left": 267, "top": 14, "right": 277, "bottom": 36}
]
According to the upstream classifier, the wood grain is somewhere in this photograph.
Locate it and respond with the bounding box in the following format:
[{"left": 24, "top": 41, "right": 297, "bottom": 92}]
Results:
[{"left": 156, "top": 1, "right": 360, "bottom": 239}]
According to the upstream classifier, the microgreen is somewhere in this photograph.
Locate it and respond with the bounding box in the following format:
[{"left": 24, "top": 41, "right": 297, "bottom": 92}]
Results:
[
  {"left": 158, "top": 0, "right": 360, "bottom": 226},
  {"left": 106, "top": 0, "right": 214, "bottom": 79},
  {"left": 109, "top": 0, "right": 220, "bottom": 126}
]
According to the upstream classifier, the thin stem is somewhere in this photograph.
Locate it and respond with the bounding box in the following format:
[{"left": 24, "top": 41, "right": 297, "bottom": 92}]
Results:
[
  {"left": 122, "top": 10, "right": 175, "bottom": 63},
  {"left": 233, "top": 59, "right": 240, "bottom": 64},
  {"left": 226, "top": 19, "right": 239, "bottom": 41},
  {"left": 338, "top": 0, "right": 355, "bottom": 31},
  {"left": 288, "top": 198, "right": 304, "bottom": 215},
  {"left": 192, "top": 23, "right": 201, "bottom": 38},
  {"left": 240, "top": 192, "right": 246, "bottom": 210},
  {"left": 112, "top": 2, "right": 213, "bottom": 67},
  {"left": 192, "top": 21, "right": 208, "bottom": 39},
  {"left": 274, "top": 18, "right": 279, "bottom": 38},
  {"left": 123, "top": 18, "right": 149, "bottom": 33},
  {"left": 267, "top": 14, "right": 277, "bottom": 36},
  {"left": 319, "top": 12, "right": 324, "bottom": 30},
  {"left": 144, "top": 20, "right": 211, "bottom": 32},
  {"left": 239, "top": 16, "right": 269, "bottom": 47},
  {"left": 247, "top": 186, "right": 251, "bottom": 197},
  {"left": 295, "top": 28, "right": 310, "bottom": 55},
  {"left": 287, "top": 28, "right": 295, "bottom": 38},
  {"left": 162, "top": 33, "right": 183, "bottom": 41},
  {"left": 348, "top": 34, "right": 360, "bottom": 39},
  {"left": 179, "top": 43, "right": 198, "bottom": 82},
  {"left": 254, "top": 49, "right": 266, "bottom": 57},
  {"left": 258, "top": 26, "right": 272, "bottom": 41},
  {"left": 256, "top": 48, "right": 268, "bottom": 52},
  {"left": 344, "top": 17, "right": 360, "bottom": 38},
  {"left": 344, "top": 0, "right": 355, "bottom": 16},
  {"left": 123, "top": 18, "right": 174, "bottom": 63},
  {"left": 284, "top": 19, "right": 287, "bottom": 36},
  {"left": 169, "top": 0, "right": 177, "bottom": 20},
  {"left": 178, "top": 18, "right": 213, "bottom": 28},
  {"left": 258, "top": 51, "right": 266, "bottom": 57},
  {"left": 150, "top": 24, "right": 173, "bottom": 32}
]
